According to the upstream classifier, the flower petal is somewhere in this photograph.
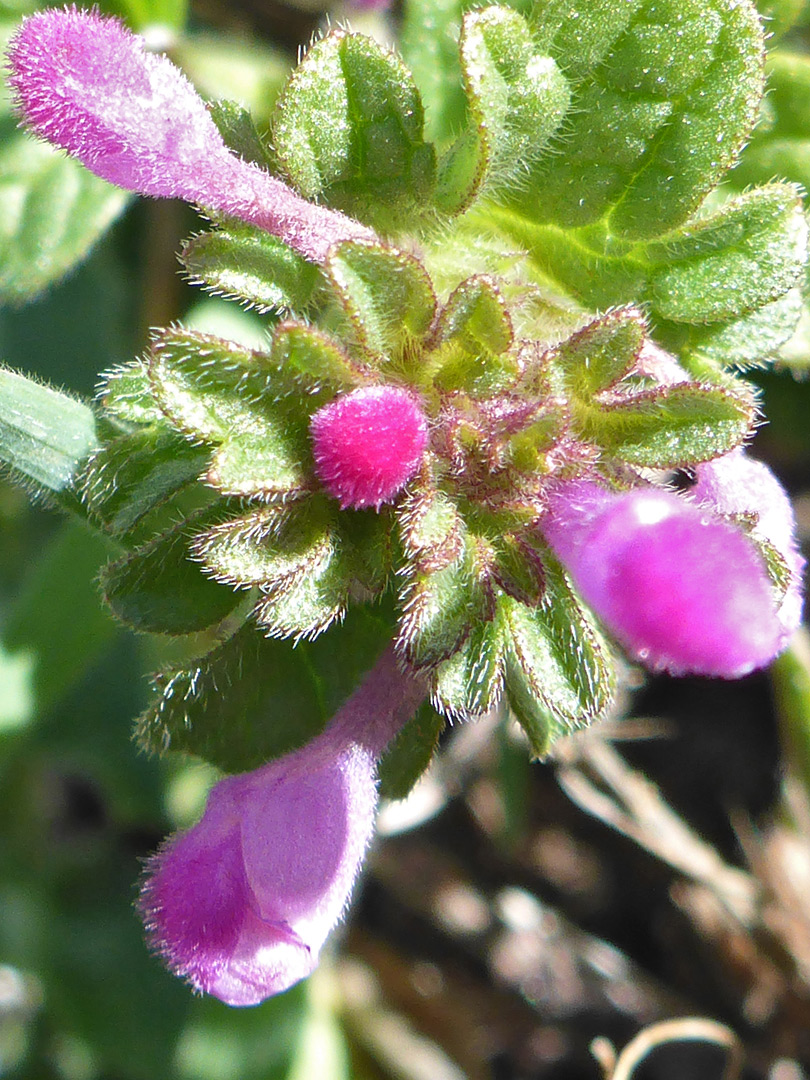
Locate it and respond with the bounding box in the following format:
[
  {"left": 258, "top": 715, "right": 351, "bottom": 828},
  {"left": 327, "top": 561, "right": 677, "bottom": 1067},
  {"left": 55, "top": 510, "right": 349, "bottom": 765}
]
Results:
[
  {"left": 543, "top": 479, "right": 789, "bottom": 677},
  {"left": 139, "top": 774, "right": 317, "bottom": 1005},
  {"left": 240, "top": 744, "right": 379, "bottom": 949},
  {"left": 692, "top": 450, "right": 804, "bottom": 642}
]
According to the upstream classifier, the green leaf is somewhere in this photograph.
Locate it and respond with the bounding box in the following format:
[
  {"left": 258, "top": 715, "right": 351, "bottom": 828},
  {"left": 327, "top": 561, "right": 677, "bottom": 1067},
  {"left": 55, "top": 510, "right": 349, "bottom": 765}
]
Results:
[
  {"left": 136, "top": 624, "right": 325, "bottom": 768},
  {"left": 502, "top": 560, "right": 615, "bottom": 756},
  {"left": 516, "top": 0, "right": 764, "bottom": 238},
  {"left": 397, "top": 535, "right": 491, "bottom": 668},
  {"left": 432, "top": 274, "right": 518, "bottom": 394},
  {"left": 326, "top": 242, "right": 436, "bottom": 363},
  {"left": 207, "top": 100, "right": 274, "bottom": 169},
  {"left": 207, "top": 430, "right": 311, "bottom": 500},
  {"left": 148, "top": 328, "right": 311, "bottom": 498},
  {"left": 647, "top": 185, "right": 807, "bottom": 324},
  {"left": 149, "top": 328, "right": 285, "bottom": 441},
  {"left": 669, "top": 288, "right": 804, "bottom": 370},
  {"left": 271, "top": 320, "right": 367, "bottom": 389},
  {"left": 400, "top": 0, "right": 467, "bottom": 145},
  {"left": 377, "top": 700, "right": 445, "bottom": 800},
  {"left": 491, "top": 533, "right": 546, "bottom": 606},
  {"left": 398, "top": 483, "right": 465, "bottom": 568},
  {"left": 555, "top": 308, "right": 645, "bottom": 397},
  {"left": 271, "top": 30, "right": 436, "bottom": 229},
  {"left": 0, "top": 132, "right": 130, "bottom": 304},
  {"left": 530, "top": 0, "right": 646, "bottom": 77},
  {"left": 136, "top": 607, "right": 394, "bottom": 771},
  {"left": 97, "top": 361, "right": 165, "bottom": 426},
  {"left": 435, "top": 274, "right": 513, "bottom": 355},
  {"left": 253, "top": 552, "right": 349, "bottom": 641},
  {"left": 81, "top": 427, "right": 210, "bottom": 539},
  {"left": 572, "top": 381, "right": 756, "bottom": 467},
  {"left": 340, "top": 507, "right": 394, "bottom": 598},
  {"left": 193, "top": 499, "right": 336, "bottom": 592},
  {"left": 100, "top": 511, "right": 241, "bottom": 635},
  {"left": 460, "top": 7, "right": 569, "bottom": 188},
  {"left": 435, "top": 128, "right": 488, "bottom": 215},
  {"left": 778, "top": 297, "right": 810, "bottom": 372},
  {"left": 181, "top": 226, "right": 322, "bottom": 314},
  {"left": 432, "top": 614, "right": 505, "bottom": 718},
  {"left": 0, "top": 367, "right": 99, "bottom": 507}
]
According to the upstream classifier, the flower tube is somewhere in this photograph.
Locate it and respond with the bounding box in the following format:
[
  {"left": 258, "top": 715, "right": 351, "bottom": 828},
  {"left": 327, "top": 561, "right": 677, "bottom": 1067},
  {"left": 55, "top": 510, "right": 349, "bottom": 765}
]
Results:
[
  {"left": 7, "top": 7, "right": 374, "bottom": 262},
  {"left": 541, "top": 456, "right": 803, "bottom": 678},
  {"left": 139, "top": 648, "right": 425, "bottom": 1005}
]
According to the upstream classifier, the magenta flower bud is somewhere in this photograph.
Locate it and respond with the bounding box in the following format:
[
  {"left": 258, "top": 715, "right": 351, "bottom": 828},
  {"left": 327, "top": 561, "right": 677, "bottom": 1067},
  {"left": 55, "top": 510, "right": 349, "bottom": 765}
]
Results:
[
  {"left": 310, "top": 386, "right": 429, "bottom": 509},
  {"left": 541, "top": 465, "right": 801, "bottom": 678},
  {"left": 139, "top": 649, "right": 425, "bottom": 1005},
  {"left": 6, "top": 7, "right": 373, "bottom": 262}
]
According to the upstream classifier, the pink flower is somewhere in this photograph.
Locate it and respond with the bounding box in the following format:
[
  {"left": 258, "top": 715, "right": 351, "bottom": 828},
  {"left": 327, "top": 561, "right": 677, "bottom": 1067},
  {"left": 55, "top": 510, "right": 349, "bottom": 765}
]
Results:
[
  {"left": 139, "top": 649, "right": 425, "bottom": 1005},
  {"left": 691, "top": 449, "right": 804, "bottom": 645},
  {"left": 7, "top": 7, "right": 373, "bottom": 262},
  {"left": 541, "top": 455, "right": 803, "bottom": 678},
  {"left": 310, "top": 386, "right": 429, "bottom": 509}
]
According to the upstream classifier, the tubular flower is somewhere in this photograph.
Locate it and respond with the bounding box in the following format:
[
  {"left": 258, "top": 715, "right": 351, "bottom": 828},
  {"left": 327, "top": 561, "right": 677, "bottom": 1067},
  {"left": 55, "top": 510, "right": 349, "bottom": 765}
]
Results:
[
  {"left": 541, "top": 454, "right": 803, "bottom": 678},
  {"left": 139, "top": 649, "right": 425, "bottom": 1006},
  {"left": 692, "top": 449, "right": 805, "bottom": 646},
  {"left": 6, "top": 7, "right": 373, "bottom": 262}
]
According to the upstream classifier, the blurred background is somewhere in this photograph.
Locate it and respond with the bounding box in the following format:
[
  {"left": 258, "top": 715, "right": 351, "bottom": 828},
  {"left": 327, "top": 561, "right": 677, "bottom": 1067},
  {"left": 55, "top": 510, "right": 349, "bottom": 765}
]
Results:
[{"left": 3, "top": 0, "right": 810, "bottom": 1076}]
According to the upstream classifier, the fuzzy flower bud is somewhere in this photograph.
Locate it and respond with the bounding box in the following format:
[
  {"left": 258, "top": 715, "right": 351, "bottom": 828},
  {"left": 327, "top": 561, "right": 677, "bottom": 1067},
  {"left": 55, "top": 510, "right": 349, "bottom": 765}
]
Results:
[
  {"left": 6, "top": 7, "right": 373, "bottom": 262},
  {"left": 541, "top": 457, "right": 803, "bottom": 678},
  {"left": 310, "top": 386, "right": 429, "bottom": 510},
  {"left": 139, "top": 649, "right": 425, "bottom": 1006},
  {"left": 692, "top": 449, "right": 804, "bottom": 645}
]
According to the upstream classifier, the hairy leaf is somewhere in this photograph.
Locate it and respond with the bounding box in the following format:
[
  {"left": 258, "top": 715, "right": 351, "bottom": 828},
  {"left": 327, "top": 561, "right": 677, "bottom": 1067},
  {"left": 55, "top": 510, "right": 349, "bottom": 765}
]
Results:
[
  {"left": 271, "top": 320, "right": 368, "bottom": 389},
  {"left": 194, "top": 499, "right": 336, "bottom": 591},
  {"left": 555, "top": 308, "right": 646, "bottom": 397},
  {"left": 101, "top": 511, "right": 241, "bottom": 635},
  {"left": 573, "top": 381, "right": 756, "bottom": 467},
  {"left": 326, "top": 241, "right": 436, "bottom": 363},
  {"left": 377, "top": 700, "right": 445, "bottom": 800},
  {"left": 181, "top": 226, "right": 322, "bottom": 314},
  {"left": 647, "top": 185, "right": 807, "bottom": 324},
  {"left": 272, "top": 30, "right": 436, "bottom": 229},
  {"left": 136, "top": 606, "right": 395, "bottom": 771},
  {"left": 502, "top": 559, "right": 615, "bottom": 756},
  {"left": 460, "top": 7, "right": 569, "bottom": 190},
  {"left": 81, "top": 426, "right": 210, "bottom": 539},
  {"left": 517, "top": 0, "right": 763, "bottom": 238},
  {"left": 432, "top": 613, "right": 505, "bottom": 718}
]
